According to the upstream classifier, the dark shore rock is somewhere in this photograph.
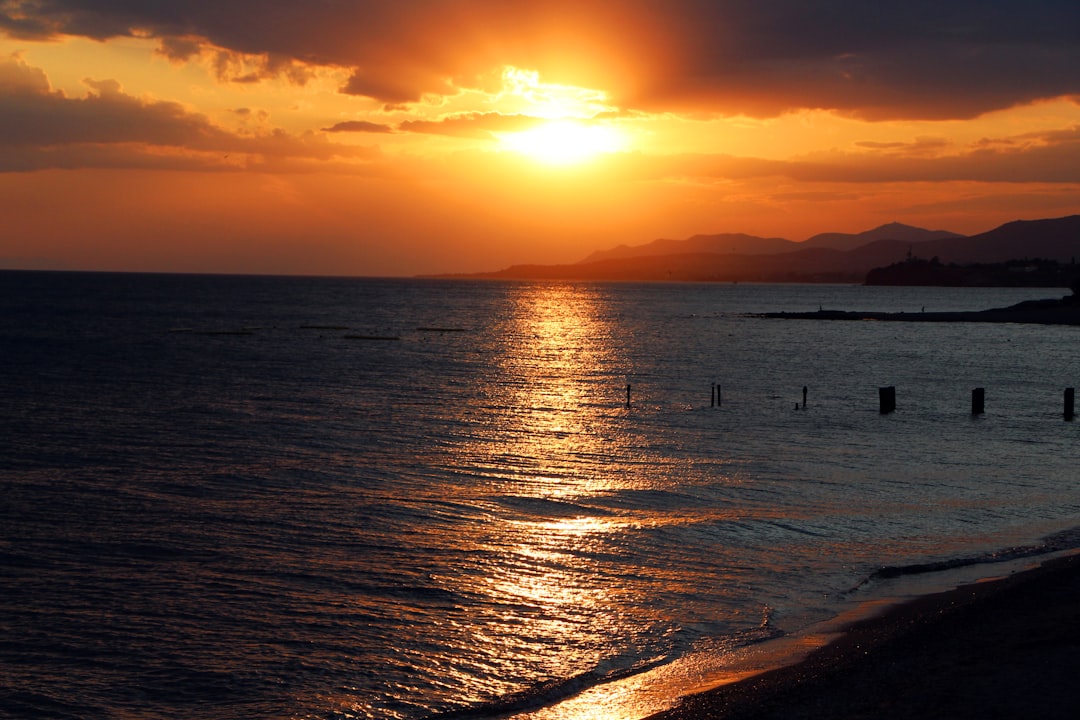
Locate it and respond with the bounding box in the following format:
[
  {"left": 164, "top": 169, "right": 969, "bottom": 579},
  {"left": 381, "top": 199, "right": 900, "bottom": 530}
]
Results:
[{"left": 760, "top": 296, "right": 1080, "bottom": 325}]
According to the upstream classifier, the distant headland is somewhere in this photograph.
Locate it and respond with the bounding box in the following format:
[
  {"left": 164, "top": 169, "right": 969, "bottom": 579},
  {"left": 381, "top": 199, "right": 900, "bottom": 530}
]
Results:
[{"left": 440, "top": 215, "right": 1080, "bottom": 286}]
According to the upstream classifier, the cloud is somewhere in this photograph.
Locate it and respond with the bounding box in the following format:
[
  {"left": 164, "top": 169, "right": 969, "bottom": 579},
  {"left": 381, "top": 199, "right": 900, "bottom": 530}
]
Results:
[
  {"left": 854, "top": 137, "right": 953, "bottom": 156},
  {"left": 0, "top": 54, "right": 371, "bottom": 171},
  {"left": 3, "top": 1, "right": 1078, "bottom": 119},
  {"left": 341, "top": 67, "right": 457, "bottom": 105},
  {"left": 322, "top": 113, "right": 550, "bottom": 139},
  {"left": 638, "top": 0, "right": 1080, "bottom": 120},
  {"left": 0, "top": 48, "right": 47, "bottom": 91},
  {"left": 784, "top": 127, "right": 1080, "bottom": 184},
  {"left": 156, "top": 35, "right": 203, "bottom": 63},
  {"left": 609, "top": 124, "right": 1080, "bottom": 185},
  {"left": 323, "top": 120, "right": 395, "bottom": 134},
  {"left": 0, "top": 66, "right": 232, "bottom": 149},
  {"left": 398, "top": 112, "right": 546, "bottom": 138}
]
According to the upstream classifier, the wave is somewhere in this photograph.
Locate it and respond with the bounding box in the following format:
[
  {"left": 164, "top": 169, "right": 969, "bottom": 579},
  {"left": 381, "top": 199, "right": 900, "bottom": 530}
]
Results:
[
  {"left": 848, "top": 524, "right": 1080, "bottom": 593},
  {"left": 420, "top": 654, "right": 671, "bottom": 720},
  {"left": 421, "top": 617, "right": 782, "bottom": 720}
]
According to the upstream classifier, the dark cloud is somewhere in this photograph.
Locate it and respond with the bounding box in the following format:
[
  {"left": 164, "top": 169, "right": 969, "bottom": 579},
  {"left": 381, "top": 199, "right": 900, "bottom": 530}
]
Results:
[
  {"left": 4, "top": 1, "right": 1078, "bottom": 119},
  {"left": 157, "top": 35, "right": 202, "bottom": 63},
  {"left": 651, "top": 0, "right": 1080, "bottom": 119},
  {"left": 0, "top": 55, "right": 369, "bottom": 171}
]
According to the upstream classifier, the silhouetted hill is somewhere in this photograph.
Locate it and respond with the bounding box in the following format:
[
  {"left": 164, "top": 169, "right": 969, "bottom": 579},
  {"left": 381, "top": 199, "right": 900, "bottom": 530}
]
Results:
[
  {"left": 579, "top": 222, "right": 960, "bottom": 263},
  {"left": 445, "top": 215, "right": 1080, "bottom": 284},
  {"left": 580, "top": 233, "right": 796, "bottom": 263},
  {"left": 803, "top": 222, "right": 962, "bottom": 251},
  {"left": 905, "top": 215, "right": 1080, "bottom": 264},
  {"left": 466, "top": 246, "right": 900, "bottom": 283}
]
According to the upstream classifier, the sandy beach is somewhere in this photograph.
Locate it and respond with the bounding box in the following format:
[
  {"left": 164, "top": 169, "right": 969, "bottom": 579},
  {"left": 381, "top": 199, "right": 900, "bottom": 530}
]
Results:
[{"left": 650, "top": 553, "right": 1080, "bottom": 719}]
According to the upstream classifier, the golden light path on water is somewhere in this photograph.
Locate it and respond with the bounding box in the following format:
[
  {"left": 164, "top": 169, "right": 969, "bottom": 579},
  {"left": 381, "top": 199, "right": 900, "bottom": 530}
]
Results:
[
  {"left": 479, "top": 283, "right": 637, "bottom": 685},
  {"left": 470, "top": 284, "right": 678, "bottom": 718},
  {"left": 438, "top": 284, "right": 758, "bottom": 720}
]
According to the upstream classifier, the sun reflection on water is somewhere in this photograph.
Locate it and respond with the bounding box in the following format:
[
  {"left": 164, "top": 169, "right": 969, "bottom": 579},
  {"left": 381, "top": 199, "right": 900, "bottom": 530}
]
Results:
[
  {"left": 418, "top": 284, "right": 750, "bottom": 720},
  {"left": 473, "top": 282, "right": 634, "bottom": 493},
  {"left": 436, "top": 283, "right": 667, "bottom": 713}
]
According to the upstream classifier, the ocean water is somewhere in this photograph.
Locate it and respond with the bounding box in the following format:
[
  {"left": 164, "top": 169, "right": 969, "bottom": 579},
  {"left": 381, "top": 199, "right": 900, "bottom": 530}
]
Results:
[{"left": 3, "top": 271, "right": 1080, "bottom": 720}]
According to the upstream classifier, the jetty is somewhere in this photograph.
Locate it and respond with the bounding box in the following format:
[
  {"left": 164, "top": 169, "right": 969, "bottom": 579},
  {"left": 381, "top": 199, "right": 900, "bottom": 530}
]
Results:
[{"left": 760, "top": 296, "right": 1080, "bottom": 326}]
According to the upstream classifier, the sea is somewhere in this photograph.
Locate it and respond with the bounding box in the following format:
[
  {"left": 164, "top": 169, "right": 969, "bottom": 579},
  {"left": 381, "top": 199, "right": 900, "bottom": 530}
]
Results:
[{"left": 4, "top": 270, "right": 1080, "bottom": 720}]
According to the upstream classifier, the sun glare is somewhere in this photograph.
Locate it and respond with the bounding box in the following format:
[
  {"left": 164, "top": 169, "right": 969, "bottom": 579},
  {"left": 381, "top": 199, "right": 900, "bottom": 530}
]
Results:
[{"left": 501, "top": 120, "right": 625, "bottom": 165}]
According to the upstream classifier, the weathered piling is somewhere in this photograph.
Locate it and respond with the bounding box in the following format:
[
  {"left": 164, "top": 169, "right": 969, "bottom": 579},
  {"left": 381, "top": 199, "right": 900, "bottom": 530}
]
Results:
[
  {"left": 1066, "top": 388, "right": 1075, "bottom": 421},
  {"left": 972, "top": 388, "right": 985, "bottom": 415},
  {"left": 879, "top": 386, "right": 896, "bottom": 414},
  {"left": 802, "top": 386, "right": 808, "bottom": 409},
  {"left": 626, "top": 384, "right": 631, "bottom": 409}
]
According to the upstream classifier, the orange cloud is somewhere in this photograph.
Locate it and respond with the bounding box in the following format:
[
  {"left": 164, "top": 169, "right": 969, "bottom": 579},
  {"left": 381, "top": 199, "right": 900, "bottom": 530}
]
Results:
[
  {"left": 3, "top": 1, "right": 1079, "bottom": 119},
  {"left": 398, "top": 112, "right": 546, "bottom": 139},
  {"left": 0, "top": 55, "right": 373, "bottom": 171},
  {"left": 322, "top": 120, "right": 395, "bottom": 134}
]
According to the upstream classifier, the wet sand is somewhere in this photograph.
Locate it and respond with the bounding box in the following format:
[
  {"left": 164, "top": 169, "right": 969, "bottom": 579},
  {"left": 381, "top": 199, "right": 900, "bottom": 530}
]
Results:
[{"left": 650, "top": 553, "right": 1080, "bottom": 719}]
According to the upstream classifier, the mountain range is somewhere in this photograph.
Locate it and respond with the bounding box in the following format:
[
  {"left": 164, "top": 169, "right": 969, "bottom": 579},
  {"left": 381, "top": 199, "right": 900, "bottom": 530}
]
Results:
[{"left": 457, "top": 215, "right": 1080, "bottom": 283}]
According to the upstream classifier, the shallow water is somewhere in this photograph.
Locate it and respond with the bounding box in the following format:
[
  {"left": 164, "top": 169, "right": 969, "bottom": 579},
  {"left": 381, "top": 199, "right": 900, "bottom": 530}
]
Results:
[{"left": 2, "top": 272, "right": 1079, "bottom": 719}]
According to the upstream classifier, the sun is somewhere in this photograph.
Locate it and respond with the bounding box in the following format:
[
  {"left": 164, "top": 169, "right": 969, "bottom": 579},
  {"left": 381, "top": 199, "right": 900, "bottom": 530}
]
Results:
[{"left": 501, "top": 120, "right": 626, "bottom": 165}]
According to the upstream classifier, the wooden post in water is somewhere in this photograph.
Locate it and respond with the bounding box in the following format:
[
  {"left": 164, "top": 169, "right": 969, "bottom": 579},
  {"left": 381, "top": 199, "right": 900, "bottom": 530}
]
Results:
[
  {"left": 1066, "top": 388, "right": 1075, "bottom": 421},
  {"left": 972, "top": 388, "right": 985, "bottom": 415},
  {"left": 626, "top": 384, "right": 631, "bottom": 409},
  {"left": 879, "top": 386, "right": 896, "bottom": 414},
  {"left": 717, "top": 383, "right": 722, "bottom": 408},
  {"left": 802, "top": 386, "right": 808, "bottom": 409}
]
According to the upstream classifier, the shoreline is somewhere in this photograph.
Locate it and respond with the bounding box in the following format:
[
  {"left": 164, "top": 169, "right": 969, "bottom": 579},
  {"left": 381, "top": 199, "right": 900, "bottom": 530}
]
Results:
[{"left": 648, "top": 552, "right": 1080, "bottom": 719}]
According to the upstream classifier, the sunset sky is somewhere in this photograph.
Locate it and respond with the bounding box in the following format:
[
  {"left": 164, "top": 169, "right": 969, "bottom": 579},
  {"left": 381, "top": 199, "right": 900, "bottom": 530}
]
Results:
[{"left": 3, "top": 1, "right": 1080, "bottom": 276}]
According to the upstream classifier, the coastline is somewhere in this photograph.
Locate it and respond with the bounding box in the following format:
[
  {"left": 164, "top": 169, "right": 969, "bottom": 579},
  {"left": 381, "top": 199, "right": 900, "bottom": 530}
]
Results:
[
  {"left": 648, "top": 553, "right": 1080, "bottom": 719},
  {"left": 759, "top": 295, "right": 1080, "bottom": 325}
]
